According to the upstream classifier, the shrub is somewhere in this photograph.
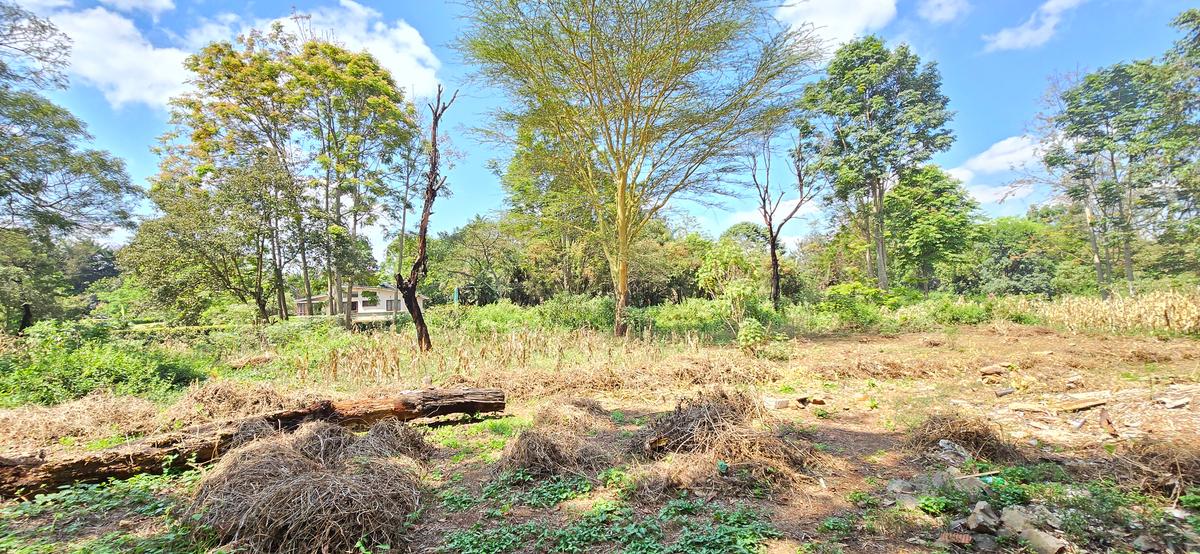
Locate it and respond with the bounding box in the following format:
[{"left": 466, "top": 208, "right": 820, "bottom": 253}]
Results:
[
  {"left": 533, "top": 293, "right": 614, "bottom": 330},
  {"left": 736, "top": 319, "right": 768, "bottom": 353},
  {"left": 784, "top": 304, "right": 842, "bottom": 335},
  {"left": 645, "top": 298, "right": 728, "bottom": 336},
  {"left": 0, "top": 340, "right": 206, "bottom": 407},
  {"left": 459, "top": 301, "right": 535, "bottom": 334},
  {"left": 817, "top": 283, "right": 884, "bottom": 329},
  {"left": 22, "top": 319, "right": 111, "bottom": 352},
  {"left": 925, "top": 296, "right": 991, "bottom": 325}
]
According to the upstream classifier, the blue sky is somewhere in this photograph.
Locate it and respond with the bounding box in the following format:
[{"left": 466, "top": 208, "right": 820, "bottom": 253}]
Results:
[{"left": 20, "top": 0, "right": 1194, "bottom": 256}]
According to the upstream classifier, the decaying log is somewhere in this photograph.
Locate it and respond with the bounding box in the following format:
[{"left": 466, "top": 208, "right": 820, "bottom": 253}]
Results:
[{"left": 0, "top": 388, "right": 504, "bottom": 498}]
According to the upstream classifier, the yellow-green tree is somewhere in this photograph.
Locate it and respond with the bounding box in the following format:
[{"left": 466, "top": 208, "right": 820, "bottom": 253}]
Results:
[{"left": 462, "top": 0, "right": 820, "bottom": 334}]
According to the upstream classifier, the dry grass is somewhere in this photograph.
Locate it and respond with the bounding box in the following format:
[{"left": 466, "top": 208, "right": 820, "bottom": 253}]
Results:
[
  {"left": 627, "top": 390, "right": 830, "bottom": 494},
  {"left": 1010, "top": 291, "right": 1200, "bottom": 335},
  {"left": 160, "top": 380, "right": 305, "bottom": 427},
  {"left": 190, "top": 419, "right": 425, "bottom": 554},
  {"left": 1120, "top": 437, "right": 1200, "bottom": 495},
  {"left": 0, "top": 391, "right": 159, "bottom": 454},
  {"left": 904, "top": 413, "right": 1024, "bottom": 463},
  {"left": 498, "top": 399, "right": 618, "bottom": 475}
]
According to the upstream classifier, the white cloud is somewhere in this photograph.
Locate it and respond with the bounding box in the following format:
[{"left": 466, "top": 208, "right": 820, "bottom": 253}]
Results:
[
  {"left": 51, "top": 7, "right": 190, "bottom": 109},
  {"left": 296, "top": 0, "right": 440, "bottom": 98},
  {"left": 776, "top": 0, "right": 897, "bottom": 47},
  {"left": 964, "top": 183, "right": 1034, "bottom": 204},
  {"left": 959, "top": 135, "right": 1040, "bottom": 174},
  {"left": 14, "top": 0, "right": 72, "bottom": 13},
  {"left": 98, "top": 0, "right": 174, "bottom": 16},
  {"left": 917, "top": 0, "right": 969, "bottom": 24},
  {"left": 950, "top": 135, "right": 1042, "bottom": 204},
  {"left": 184, "top": 1, "right": 441, "bottom": 99},
  {"left": 48, "top": 0, "right": 440, "bottom": 110},
  {"left": 982, "top": 0, "right": 1087, "bottom": 52}
]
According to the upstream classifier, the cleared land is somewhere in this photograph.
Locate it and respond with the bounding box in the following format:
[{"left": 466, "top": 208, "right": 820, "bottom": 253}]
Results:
[{"left": 1, "top": 323, "right": 1198, "bottom": 553}]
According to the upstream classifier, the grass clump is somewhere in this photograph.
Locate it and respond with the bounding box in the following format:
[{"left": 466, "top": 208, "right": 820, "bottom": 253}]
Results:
[
  {"left": 189, "top": 419, "right": 425, "bottom": 554},
  {"left": 904, "top": 412, "right": 1023, "bottom": 462}
]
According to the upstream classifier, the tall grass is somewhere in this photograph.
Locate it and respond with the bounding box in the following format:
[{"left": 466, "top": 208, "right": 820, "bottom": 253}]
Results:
[{"left": 1006, "top": 291, "right": 1200, "bottom": 335}]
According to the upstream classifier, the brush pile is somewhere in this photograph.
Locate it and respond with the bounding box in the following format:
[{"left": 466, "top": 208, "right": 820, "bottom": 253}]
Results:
[
  {"left": 499, "top": 398, "right": 618, "bottom": 475},
  {"left": 628, "top": 390, "right": 830, "bottom": 495},
  {"left": 190, "top": 418, "right": 428, "bottom": 554},
  {"left": 904, "top": 412, "right": 1024, "bottom": 463}
]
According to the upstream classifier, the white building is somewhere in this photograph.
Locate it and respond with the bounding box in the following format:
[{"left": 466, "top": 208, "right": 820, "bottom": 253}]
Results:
[{"left": 294, "top": 285, "right": 423, "bottom": 317}]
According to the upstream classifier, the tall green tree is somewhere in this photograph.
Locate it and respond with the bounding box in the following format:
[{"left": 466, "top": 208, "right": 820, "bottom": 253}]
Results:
[
  {"left": 462, "top": 0, "right": 820, "bottom": 334},
  {"left": 883, "top": 165, "right": 976, "bottom": 292},
  {"left": 0, "top": 2, "right": 136, "bottom": 329},
  {"left": 802, "top": 37, "right": 954, "bottom": 290}
]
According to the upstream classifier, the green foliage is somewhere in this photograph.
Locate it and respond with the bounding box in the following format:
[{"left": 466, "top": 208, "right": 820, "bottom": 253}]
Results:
[
  {"left": 533, "top": 293, "right": 614, "bottom": 330},
  {"left": 736, "top": 319, "right": 768, "bottom": 353},
  {"left": 0, "top": 469, "right": 212, "bottom": 553},
  {"left": 0, "top": 321, "right": 207, "bottom": 406}
]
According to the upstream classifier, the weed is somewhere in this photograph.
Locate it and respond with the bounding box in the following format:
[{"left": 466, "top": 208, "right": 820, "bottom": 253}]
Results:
[
  {"left": 847, "top": 490, "right": 878, "bottom": 508},
  {"left": 438, "top": 485, "right": 477, "bottom": 512},
  {"left": 817, "top": 515, "right": 854, "bottom": 537},
  {"left": 521, "top": 475, "right": 592, "bottom": 508}
]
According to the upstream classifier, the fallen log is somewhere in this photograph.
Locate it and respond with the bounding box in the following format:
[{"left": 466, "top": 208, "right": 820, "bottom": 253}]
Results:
[{"left": 0, "top": 388, "right": 504, "bottom": 498}]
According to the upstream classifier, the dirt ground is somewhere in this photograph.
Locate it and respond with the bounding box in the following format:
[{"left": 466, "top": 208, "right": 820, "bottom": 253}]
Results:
[{"left": 3, "top": 322, "right": 1198, "bottom": 553}]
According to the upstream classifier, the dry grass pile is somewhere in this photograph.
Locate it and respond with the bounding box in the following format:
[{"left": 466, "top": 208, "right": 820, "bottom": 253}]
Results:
[
  {"left": 904, "top": 413, "right": 1024, "bottom": 462},
  {"left": 498, "top": 398, "right": 618, "bottom": 475},
  {"left": 628, "top": 390, "right": 829, "bottom": 494},
  {"left": 1120, "top": 437, "right": 1200, "bottom": 495},
  {"left": 160, "top": 380, "right": 304, "bottom": 427},
  {"left": 190, "top": 418, "right": 427, "bottom": 554},
  {"left": 0, "top": 391, "right": 159, "bottom": 453}
]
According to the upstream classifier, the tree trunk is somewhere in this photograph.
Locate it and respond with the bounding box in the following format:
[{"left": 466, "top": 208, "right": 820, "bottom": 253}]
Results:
[
  {"left": 299, "top": 241, "right": 313, "bottom": 316},
  {"left": 0, "top": 388, "right": 505, "bottom": 498},
  {"left": 401, "top": 285, "right": 431, "bottom": 351},
  {"left": 344, "top": 283, "right": 355, "bottom": 328},
  {"left": 872, "top": 183, "right": 889, "bottom": 290},
  {"left": 1121, "top": 235, "right": 1135, "bottom": 296},
  {"left": 769, "top": 235, "right": 782, "bottom": 311},
  {"left": 1082, "top": 200, "right": 1110, "bottom": 299},
  {"left": 17, "top": 303, "right": 33, "bottom": 333},
  {"left": 613, "top": 254, "right": 630, "bottom": 336}
]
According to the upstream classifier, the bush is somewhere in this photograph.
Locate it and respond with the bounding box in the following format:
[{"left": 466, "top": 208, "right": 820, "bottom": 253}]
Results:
[
  {"left": 644, "top": 298, "right": 728, "bottom": 336},
  {"left": 0, "top": 340, "right": 206, "bottom": 407},
  {"left": 817, "top": 283, "right": 884, "bottom": 329},
  {"left": 533, "top": 293, "right": 614, "bottom": 330},
  {"left": 22, "top": 319, "right": 111, "bottom": 352},
  {"left": 458, "top": 301, "right": 535, "bottom": 334},
  {"left": 925, "top": 296, "right": 991, "bottom": 325},
  {"left": 784, "top": 304, "right": 843, "bottom": 335}
]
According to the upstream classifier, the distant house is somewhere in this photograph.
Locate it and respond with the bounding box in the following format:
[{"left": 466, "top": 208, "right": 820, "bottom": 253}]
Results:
[{"left": 294, "top": 284, "right": 423, "bottom": 317}]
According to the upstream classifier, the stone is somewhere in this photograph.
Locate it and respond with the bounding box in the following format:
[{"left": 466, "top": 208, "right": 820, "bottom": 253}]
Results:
[
  {"left": 762, "top": 396, "right": 791, "bottom": 410},
  {"left": 887, "top": 479, "right": 916, "bottom": 495},
  {"left": 999, "top": 506, "right": 1032, "bottom": 537},
  {"left": 973, "top": 533, "right": 999, "bottom": 552},
  {"left": 894, "top": 493, "right": 919, "bottom": 510},
  {"left": 966, "top": 501, "right": 1000, "bottom": 533},
  {"left": 1132, "top": 534, "right": 1163, "bottom": 552},
  {"left": 1019, "top": 528, "right": 1067, "bottom": 554}
]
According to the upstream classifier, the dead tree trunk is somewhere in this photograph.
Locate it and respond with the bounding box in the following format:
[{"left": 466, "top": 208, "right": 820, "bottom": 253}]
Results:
[
  {"left": 0, "top": 388, "right": 504, "bottom": 498},
  {"left": 397, "top": 85, "right": 458, "bottom": 352}
]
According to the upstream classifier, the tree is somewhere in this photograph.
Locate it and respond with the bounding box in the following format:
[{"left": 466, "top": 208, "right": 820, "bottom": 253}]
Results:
[
  {"left": 397, "top": 85, "right": 457, "bottom": 352},
  {"left": 0, "top": 1, "right": 70, "bottom": 89},
  {"left": 802, "top": 37, "right": 954, "bottom": 290},
  {"left": 883, "top": 166, "right": 976, "bottom": 292},
  {"left": 462, "top": 0, "right": 820, "bottom": 334},
  {"left": 744, "top": 118, "right": 827, "bottom": 309},
  {"left": 0, "top": 2, "right": 136, "bottom": 235},
  {"left": 1044, "top": 61, "right": 1179, "bottom": 295}
]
